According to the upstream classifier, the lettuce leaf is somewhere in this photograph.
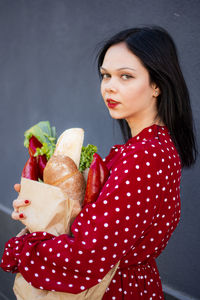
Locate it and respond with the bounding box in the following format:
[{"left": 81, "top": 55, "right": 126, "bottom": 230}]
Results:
[
  {"left": 24, "top": 122, "right": 97, "bottom": 168},
  {"left": 24, "top": 121, "right": 57, "bottom": 160},
  {"left": 79, "top": 144, "right": 97, "bottom": 172}
]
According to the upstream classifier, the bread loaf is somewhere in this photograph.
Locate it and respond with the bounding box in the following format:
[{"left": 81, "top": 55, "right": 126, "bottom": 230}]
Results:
[{"left": 44, "top": 155, "right": 85, "bottom": 204}]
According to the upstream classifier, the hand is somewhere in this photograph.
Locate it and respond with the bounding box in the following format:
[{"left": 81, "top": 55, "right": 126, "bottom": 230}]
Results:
[{"left": 11, "top": 183, "right": 31, "bottom": 221}]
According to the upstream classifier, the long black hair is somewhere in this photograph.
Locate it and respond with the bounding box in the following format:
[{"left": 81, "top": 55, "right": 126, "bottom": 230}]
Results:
[{"left": 96, "top": 25, "right": 198, "bottom": 169}]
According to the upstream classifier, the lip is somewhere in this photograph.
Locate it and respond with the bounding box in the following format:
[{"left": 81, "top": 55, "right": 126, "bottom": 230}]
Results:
[{"left": 106, "top": 98, "right": 120, "bottom": 108}]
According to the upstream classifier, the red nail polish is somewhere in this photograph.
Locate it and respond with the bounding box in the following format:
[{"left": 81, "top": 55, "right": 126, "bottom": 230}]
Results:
[
  {"left": 19, "top": 213, "right": 24, "bottom": 219},
  {"left": 24, "top": 200, "right": 29, "bottom": 204}
]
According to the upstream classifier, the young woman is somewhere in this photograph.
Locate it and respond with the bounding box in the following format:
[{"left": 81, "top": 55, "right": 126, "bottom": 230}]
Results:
[{"left": 1, "top": 26, "right": 198, "bottom": 299}]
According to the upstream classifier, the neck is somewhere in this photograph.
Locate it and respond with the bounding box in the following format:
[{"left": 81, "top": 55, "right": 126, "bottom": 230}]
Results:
[{"left": 127, "top": 118, "right": 165, "bottom": 138}]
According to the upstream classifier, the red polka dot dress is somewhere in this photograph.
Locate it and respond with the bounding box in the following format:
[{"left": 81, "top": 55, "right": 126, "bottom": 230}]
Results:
[{"left": 1, "top": 124, "right": 182, "bottom": 300}]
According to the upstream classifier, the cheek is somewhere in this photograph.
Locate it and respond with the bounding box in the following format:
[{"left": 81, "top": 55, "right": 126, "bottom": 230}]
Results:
[{"left": 128, "top": 80, "right": 152, "bottom": 100}]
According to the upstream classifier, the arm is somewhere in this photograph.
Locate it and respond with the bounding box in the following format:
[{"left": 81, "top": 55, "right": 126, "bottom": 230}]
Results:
[{"left": 1, "top": 146, "right": 162, "bottom": 293}]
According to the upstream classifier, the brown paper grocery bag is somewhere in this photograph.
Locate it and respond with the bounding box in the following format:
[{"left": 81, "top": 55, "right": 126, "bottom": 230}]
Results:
[
  {"left": 13, "top": 178, "right": 120, "bottom": 300},
  {"left": 14, "top": 261, "right": 120, "bottom": 300},
  {"left": 17, "top": 177, "right": 80, "bottom": 235}
]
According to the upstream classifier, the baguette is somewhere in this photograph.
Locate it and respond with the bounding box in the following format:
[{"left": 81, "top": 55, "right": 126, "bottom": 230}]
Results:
[{"left": 53, "top": 128, "right": 84, "bottom": 168}]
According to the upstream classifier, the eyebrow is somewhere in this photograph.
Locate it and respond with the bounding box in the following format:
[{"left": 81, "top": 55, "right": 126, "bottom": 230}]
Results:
[{"left": 100, "top": 66, "right": 136, "bottom": 71}]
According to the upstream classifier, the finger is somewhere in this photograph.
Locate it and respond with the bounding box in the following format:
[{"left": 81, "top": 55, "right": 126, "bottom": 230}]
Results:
[
  {"left": 11, "top": 211, "right": 26, "bottom": 221},
  {"left": 14, "top": 183, "right": 21, "bottom": 193},
  {"left": 13, "top": 198, "right": 31, "bottom": 210}
]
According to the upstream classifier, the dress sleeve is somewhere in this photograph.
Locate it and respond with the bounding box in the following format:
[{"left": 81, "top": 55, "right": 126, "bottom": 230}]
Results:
[{"left": 1, "top": 146, "right": 163, "bottom": 294}]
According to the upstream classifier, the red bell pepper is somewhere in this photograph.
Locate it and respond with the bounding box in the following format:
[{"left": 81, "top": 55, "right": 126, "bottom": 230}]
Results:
[
  {"left": 83, "top": 153, "right": 109, "bottom": 207},
  {"left": 21, "top": 121, "right": 57, "bottom": 181},
  {"left": 98, "top": 154, "right": 109, "bottom": 186},
  {"left": 28, "top": 136, "right": 42, "bottom": 156},
  {"left": 38, "top": 154, "right": 47, "bottom": 180},
  {"left": 27, "top": 135, "right": 47, "bottom": 180},
  {"left": 21, "top": 156, "right": 39, "bottom": 181}
]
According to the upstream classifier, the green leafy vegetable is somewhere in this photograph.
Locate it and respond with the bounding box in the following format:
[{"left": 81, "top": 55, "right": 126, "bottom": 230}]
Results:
[
  {"left": 24, "top": 121, "right": 57, "bottom": 160},
  {"left": 79, "top": 144, "right": 98, "bottom": 172}
]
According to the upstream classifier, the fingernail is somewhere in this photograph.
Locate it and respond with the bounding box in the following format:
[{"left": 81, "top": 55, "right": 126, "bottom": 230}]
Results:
[
  {"left": 24, "top": 200, "right": 29, "bottom": 204},
  {"left": 19, "top": 213, "right": 24, "bottom": 219}
]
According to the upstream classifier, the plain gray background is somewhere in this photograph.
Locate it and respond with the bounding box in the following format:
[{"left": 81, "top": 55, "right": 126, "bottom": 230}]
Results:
[{"left": 0, "top": 1, "right": 199, "bottom": 299}]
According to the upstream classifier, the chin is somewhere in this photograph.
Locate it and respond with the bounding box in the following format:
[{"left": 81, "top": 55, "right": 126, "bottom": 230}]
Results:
[{"left": 108, "top": 111, "right": 124, "bottom": 120}]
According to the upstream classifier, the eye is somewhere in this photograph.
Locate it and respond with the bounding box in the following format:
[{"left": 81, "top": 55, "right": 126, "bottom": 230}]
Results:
[
  {"left": 100, "top": 73, "right": 110, "bottom": 79},
  {"left": 121, "top": 74, "right": 133, "bottom": 80},
  {"left": 100, "top": 73, "right": 133, "bottom": 80}
]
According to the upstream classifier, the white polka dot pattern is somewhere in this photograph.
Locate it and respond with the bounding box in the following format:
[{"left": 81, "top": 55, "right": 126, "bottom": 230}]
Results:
[{"left": 1, "top": 125, "right": 181, "bottom": 300}]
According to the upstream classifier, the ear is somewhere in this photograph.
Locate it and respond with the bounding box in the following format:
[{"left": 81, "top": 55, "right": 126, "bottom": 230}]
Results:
[{"left": 151, "top": 83, "right": 161, "bottom": 97}]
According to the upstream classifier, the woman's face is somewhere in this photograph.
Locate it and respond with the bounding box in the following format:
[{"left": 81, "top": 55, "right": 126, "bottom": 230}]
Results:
[{"left": 100, "top": 42, "right": 159, "bottom": 128}]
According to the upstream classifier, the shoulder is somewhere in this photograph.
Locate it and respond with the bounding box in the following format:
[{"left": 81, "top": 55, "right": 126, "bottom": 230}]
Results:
[
  {"left": 104, "top": 129, "right": 181, "bottom": 174},
  {"left": 115, "top": 137, "right": 179, "bottom": 172},
  {"left": 120, "top": 138, "right": 164, "bottom": 161},
  {"left": 106, "top": 140, "right": 161, "bottom": 175}
]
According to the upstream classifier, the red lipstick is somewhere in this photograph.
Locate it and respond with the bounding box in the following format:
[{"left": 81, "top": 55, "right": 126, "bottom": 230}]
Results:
[{"left": 106, "top": 98, "right": 120, "bottom": 109}]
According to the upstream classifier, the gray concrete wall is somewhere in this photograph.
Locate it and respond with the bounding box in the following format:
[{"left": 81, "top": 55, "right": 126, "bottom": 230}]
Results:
[{"left": 0, "top": 1, "right": 199, "bottom": 299}]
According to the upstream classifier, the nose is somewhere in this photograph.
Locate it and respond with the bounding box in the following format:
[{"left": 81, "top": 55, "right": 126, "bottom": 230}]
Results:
[{"left": 105, "top": 86, "right": 117, "bottom": 93}]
